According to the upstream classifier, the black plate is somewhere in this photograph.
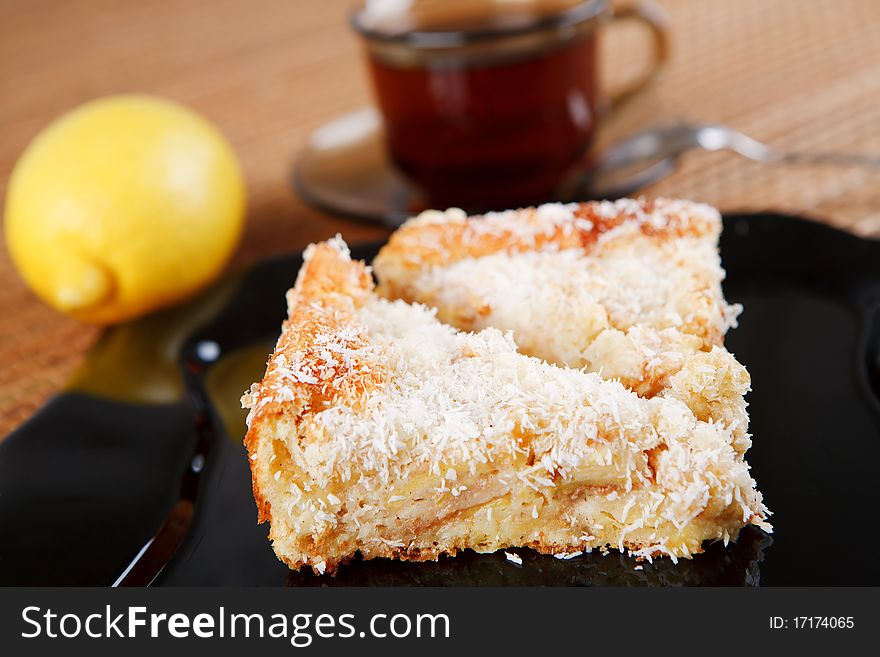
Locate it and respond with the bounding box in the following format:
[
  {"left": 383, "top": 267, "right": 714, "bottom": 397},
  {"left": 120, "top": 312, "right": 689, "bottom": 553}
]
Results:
[{"left": 2, "top": 213, "right": 879, "bottom": 586}]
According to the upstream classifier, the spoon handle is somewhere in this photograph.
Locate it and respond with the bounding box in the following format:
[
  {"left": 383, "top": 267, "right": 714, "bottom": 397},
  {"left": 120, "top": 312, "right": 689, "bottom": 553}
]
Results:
[
  {"left": 578, "top": 123, "right": 880, "bottom": 200},
  {"left": 775, "top": 151, "right": 880, "bottom": 168}
]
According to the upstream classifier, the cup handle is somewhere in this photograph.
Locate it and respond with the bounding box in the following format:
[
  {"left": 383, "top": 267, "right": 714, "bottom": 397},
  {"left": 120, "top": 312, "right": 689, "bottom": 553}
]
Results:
[{"left": 603, "top": 1, "right": 670, "bottom": 110}]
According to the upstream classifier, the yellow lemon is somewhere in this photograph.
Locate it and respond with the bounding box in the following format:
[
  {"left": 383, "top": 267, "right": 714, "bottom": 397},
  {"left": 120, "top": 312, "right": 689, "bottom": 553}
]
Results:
[{"left": 4, "top": 94, "right": 245, "bottom": 324}]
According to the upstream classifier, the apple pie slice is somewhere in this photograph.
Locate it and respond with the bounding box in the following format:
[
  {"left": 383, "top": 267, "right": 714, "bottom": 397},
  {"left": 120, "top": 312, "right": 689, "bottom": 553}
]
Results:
[
  {"left": 373, "top": 198, "right": 750, "bottom": 447},
  {"left": 242, "top": 237, "right": 770, "bottom": 575}
]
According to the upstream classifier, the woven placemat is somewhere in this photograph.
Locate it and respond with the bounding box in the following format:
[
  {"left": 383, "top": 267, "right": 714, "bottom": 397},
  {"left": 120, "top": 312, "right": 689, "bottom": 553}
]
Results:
[
  {"left": 1, "top": 0, "right": 878, "bottom": 437},
  {"left": 600, "top": 0, "right": 880, "bottom": 234}
]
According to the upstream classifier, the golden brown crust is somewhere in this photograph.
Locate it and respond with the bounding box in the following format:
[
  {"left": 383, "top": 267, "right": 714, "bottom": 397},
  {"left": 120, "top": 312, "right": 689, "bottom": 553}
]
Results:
[
  {"left": 243, "top": 240, "right": 381, "bottom": 428},
  {"left": 375, "top": 198, "right": 717, "bottom": 272},
  {"left": 243, "top": 239, "right": 384, "bottom": 538}
]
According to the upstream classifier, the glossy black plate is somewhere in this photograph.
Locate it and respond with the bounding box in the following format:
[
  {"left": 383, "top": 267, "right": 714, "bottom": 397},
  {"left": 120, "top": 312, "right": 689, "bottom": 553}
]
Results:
[{"left": 2, "top": 213, "right": 879, "bottom": 586}]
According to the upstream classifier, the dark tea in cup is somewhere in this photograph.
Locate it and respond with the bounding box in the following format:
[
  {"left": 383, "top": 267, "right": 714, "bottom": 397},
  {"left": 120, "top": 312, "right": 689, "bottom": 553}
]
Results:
[{"left": 353, "top": 0, "right": 668, "bottom": 210}]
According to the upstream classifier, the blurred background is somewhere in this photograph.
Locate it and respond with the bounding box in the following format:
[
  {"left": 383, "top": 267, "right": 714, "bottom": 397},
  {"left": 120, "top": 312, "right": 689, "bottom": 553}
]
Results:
[{"left": 1, "top": 0, "right": 879, "bottom": 434}]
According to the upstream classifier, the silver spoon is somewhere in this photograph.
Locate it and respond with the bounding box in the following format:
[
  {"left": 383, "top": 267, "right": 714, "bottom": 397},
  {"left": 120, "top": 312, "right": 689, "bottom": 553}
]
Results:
[{"left": 581, "top": 122, "right": 880, "bottom": 199}]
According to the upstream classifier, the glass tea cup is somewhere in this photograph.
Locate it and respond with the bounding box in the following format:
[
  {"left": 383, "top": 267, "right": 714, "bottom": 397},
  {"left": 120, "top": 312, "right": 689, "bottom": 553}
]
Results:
[{"left": 352, "top": 0, "right": 669, "bottom": 210}]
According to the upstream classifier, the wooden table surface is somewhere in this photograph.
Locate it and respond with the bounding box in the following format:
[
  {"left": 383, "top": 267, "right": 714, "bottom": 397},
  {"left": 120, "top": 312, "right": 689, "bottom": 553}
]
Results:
[{"left": 1, "top": 0, "right": 879, "bottom": 436}]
